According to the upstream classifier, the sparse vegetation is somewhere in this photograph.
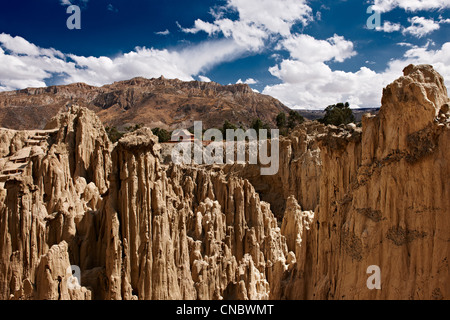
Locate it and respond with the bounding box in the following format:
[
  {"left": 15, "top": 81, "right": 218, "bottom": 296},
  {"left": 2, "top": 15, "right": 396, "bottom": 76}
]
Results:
[
  {"left": 152, "top": 128, "right": 172, "bottom": 143},
  {"left": 222, "top": 120, "right": 237, "bottom": 133},
  {"left": 125, "top": 123, "right": 143, "bottom": 132},
  {"left": 251, "top": 118, "right": 271, "bottom": 138},
  {"left": 105, "top": 126, "right": 124, "bottom": 143},
  {"left": 275, "top": 111, "right": 304, "bottom": 135},
  {"left": 275, "top": 112, "right": 287, "bottom": 129},
  {"left": 106, "top": 123, "right": 145, "bottom": 143},
  {"left": 319, "top": 102, "right": 355, "bottom": 126},
  {"left": 287, "top": 110, "right": 305, "bottom": 130}
]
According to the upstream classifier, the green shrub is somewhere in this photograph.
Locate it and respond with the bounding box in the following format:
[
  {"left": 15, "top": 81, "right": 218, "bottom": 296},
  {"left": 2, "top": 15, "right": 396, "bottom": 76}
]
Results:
[
  {"left": 152, "top": 128, "right": 172, "bottom": 143},
  {"left": 275, "top": 112, "right": 287, "bottom": 129},
  {"left": 287, "top": 110, "right": 304, "bottom": 130},
  {"left": 105, "top": 126, "right": 124, "bottom": 143},
  {"left": 251, "top": 118, "right": 271, "bottom": 138},
  {"left": 222, "top": 120, "right": 237, "bottom": 132},
  {"left": 320, "top": 102, "right": 355, "bottom": 126}
]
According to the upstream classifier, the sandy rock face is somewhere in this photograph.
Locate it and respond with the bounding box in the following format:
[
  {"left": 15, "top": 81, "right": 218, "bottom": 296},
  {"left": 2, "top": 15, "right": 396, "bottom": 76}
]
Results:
[
  {"left": 0, "top": 106, "right": 109, "bottom": 300},
  {"left": 34, "top": 241, "right": 91, "bottom": 300},
  {"left": 282, "top": 64, "right": 449, "bottom": 300},
  {"left": 223, "top": 122, "right": 324, "bottom": 217},
  {"left": 0, "top": 64, "right": 448, "bottom": 300},
  {"left": 103, "top": 128, "right": 290, "bottom": 299}
]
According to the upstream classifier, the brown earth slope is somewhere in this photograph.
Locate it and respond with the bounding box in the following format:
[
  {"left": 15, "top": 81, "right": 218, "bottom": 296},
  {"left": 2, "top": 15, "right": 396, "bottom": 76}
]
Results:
[{"left": 0, "top": 77, "right": 290, "bottom": 131}]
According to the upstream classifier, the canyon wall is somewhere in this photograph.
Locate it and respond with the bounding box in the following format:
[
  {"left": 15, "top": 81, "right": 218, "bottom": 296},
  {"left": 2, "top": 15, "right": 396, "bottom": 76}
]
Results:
[
  {"left": 282, "top": 64, "right": 449, "bottom": 300},
  {"left": 0, "top": 64, "right": 448, "bottom": 300}
]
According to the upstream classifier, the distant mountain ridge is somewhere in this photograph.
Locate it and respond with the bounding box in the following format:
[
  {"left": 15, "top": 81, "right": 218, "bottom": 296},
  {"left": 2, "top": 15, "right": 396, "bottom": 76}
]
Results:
[
  {"left": 0, "top": 76, "right": 291, "bottom": 130},
  {"left": 294, "top": 108, "right": 380, "bottom": 122}
]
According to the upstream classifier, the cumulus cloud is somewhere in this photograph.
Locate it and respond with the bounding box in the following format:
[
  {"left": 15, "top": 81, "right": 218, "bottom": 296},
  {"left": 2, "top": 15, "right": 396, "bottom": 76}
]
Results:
[
  {"left": 264, "top": 62, "right": 385, "bottom": 109},
  {"left": 402, "top": 16, "right": 441, "bottom": 38},
  {"left": 263, "top": 41, "right": 450, "bottom": 109},
  {"left": 236, "top": 78, "right": 258, "bottom": 85},
  {"left": 0, "top": 33, "right": 246, "bottom": 90},
  {"left": 372, "top": 0, "right": 450, "bottom": 12},
  {"left": 276, "top": 34, "right": 356, "bottom": 63},
  {"left": 198, "top": 75, "right": 211, "bottom": 82},
  {"left": 376, "top": 21, "right": 402, "bottom": 32},
  {"left": 262, "top": 33, "right": 382, "bottom": 109},
  {"left": 374, "top": 15, "right": 448, "bottom": 38},
  {"left": 0, "top": 34, "right": 71, "bottom": 91},
  {"left": 226, "top": 0, "right": 313, "bottom": 34},
  {"left": 180, "top": 0, "right": 313, "bottom": 51}
]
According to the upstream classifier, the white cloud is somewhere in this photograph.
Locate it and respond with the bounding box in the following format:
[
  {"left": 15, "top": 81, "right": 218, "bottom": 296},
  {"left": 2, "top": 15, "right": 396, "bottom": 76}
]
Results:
[
  {"left": 236, "top": 78, "right": 258, "bottom": 85},
  {"left": 180, "top": 0, "right": 313, "bottom": 51},
  {"left": 66, "top": 39, "right": 247, "bottom": 86},
  {"left": 226, "top": 0, "right": 313, "bottom": 35},
  {"left": 276, "top": 34, "right": 356, "bottom": 63},
  {"left": 245, "top": 78, "right": 257, "bottom": 84},
  {"left": 376, "top": 21, "right": 402, "bottom": 32},
  {"left": 402, "top": 16, "right": 441, "bottom": 38},
  {"left": 373, "top": 0, "right": 450, "bottom": 12},
  {"left": 397, "top": 42, "right": 414, "bottom": 47},
  {"left": 373, "top": 16, "right": 449, "bottom": 37},
  {"left": 0, "top": 34, "right": 71, "bottom": 90},
  {"left": 1, "top": 0, "right": 316, "bottom": 92},
  {"left": 0, "top": 33, "right": 41, "bottom": 56},
  {"left": 316, "top": 11, "right": 322, "bottom": 21},
  {"left": 263, "top": 41, "right": 450, "bottom": 109},
  {"left": 264, "top": 62, "right": 385, "bottom": 109},
  {"left": 374, "top": 16, "right": 449, "bottom": 37},
  {"left": 0, "top": 33, "right": 247, "bottom": 90},
  {"left": 155, "top": 29, "right": 170, "bottom": 36},
  {"left": 181, "top": 19, "right": 221, "bottom": 35},
  {"left": 198, "top": 75, "right": 211, "bottom": 82}
]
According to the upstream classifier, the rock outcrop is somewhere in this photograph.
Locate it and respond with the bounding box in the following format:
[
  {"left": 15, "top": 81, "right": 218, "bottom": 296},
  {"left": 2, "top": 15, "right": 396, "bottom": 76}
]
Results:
[{"left": 0, "top": 64, "right": 448, "bottom": 300}]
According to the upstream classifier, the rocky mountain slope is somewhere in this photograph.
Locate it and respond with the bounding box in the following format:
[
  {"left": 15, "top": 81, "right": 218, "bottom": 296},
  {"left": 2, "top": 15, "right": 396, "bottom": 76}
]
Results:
[
  {"left": 0, "top": 77, "right": 290, "bottom": 131},
  {"left": 0, "top": 64, "right": 448, "bottom": 300}
]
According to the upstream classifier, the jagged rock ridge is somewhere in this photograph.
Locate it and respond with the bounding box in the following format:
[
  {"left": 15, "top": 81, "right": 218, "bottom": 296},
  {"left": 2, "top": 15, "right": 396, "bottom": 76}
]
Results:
[{"left": 0, "top": 77, "right": 290, "bottom": 131}]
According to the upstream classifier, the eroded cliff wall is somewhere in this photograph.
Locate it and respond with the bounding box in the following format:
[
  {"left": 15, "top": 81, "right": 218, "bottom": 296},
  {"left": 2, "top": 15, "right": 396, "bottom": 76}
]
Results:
[{"left": 282, "top": 64, "right": 449, "bottom": 300}]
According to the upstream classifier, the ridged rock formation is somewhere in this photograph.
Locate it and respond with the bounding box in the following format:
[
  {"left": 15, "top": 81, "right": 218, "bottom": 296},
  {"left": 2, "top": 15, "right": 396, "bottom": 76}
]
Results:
[
  {"left": 282, "top": 64, "right": 449, "bottom": 300},
  {"left": 0, "top": 64, "right": 448, "bottom": 300},
  {"left": 222, "top": 122, "right": 325, "bottom": 217}
]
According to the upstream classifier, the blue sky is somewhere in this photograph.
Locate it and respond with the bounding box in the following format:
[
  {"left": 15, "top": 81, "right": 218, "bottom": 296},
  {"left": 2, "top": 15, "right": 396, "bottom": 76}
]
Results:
[{"left": 0, "top": 0, "right": 449, "bottom": 109}]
